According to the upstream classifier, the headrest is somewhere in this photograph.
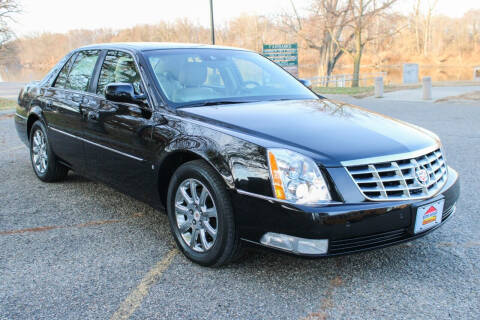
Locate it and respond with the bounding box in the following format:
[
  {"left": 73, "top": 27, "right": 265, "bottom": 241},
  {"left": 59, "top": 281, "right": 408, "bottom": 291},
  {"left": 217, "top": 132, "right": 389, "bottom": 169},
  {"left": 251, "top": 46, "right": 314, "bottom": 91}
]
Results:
[{"left": 179, "top": 62, "right": 207, "bottom": 87}]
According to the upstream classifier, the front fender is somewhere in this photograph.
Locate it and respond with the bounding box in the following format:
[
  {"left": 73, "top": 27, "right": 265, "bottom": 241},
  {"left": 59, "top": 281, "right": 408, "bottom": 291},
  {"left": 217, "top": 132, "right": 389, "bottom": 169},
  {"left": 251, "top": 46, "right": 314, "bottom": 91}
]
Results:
[
  {"left": 28, "top": 105, "right": 44, "bottom": 122},
  {"left": 155, "top": 116, "right": 273, "bottom": 196},
  {"left": 163, "top": 136, "right": 235, "bottom": 189}
]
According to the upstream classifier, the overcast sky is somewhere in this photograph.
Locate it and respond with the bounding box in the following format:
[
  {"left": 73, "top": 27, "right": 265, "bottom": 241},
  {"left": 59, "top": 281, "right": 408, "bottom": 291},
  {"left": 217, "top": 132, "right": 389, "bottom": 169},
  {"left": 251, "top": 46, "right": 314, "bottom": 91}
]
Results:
[{"left": 12, "top": 0, "right": 480, "bottom": 36}]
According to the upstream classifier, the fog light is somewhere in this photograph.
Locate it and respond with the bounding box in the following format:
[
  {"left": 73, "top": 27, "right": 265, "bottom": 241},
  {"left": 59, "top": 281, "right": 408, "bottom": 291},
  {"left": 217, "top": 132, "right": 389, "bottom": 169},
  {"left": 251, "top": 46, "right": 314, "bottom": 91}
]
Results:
[{"left": 260, "top": 232, "right": 328, "bottom": 255}]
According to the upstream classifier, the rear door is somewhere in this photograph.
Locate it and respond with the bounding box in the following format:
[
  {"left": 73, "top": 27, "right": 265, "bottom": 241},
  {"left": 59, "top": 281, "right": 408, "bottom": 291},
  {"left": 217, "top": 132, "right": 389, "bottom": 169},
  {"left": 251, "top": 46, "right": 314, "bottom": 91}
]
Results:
[
  {"left": 82, "top": 50, "right": 157, "bottom": 201},
  {"left": 43, "top": 50, "right": 101, "bottom": 172}
]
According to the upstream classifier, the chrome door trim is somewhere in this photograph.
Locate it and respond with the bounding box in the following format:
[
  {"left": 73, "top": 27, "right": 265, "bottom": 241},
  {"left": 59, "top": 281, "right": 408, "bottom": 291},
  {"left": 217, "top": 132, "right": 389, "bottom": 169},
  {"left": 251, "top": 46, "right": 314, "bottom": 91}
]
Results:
[
  {"left": 48, "top": 126, "right": 144, "bottom": 162},
  {"left": 15, "top": 113, "right": 27, "bottom": 120}
]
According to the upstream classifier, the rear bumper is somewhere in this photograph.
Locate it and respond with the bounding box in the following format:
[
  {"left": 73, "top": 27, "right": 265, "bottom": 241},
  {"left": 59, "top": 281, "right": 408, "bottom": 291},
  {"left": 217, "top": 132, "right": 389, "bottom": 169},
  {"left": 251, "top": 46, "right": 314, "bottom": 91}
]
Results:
[{"left": 232, "top": 167, "right": 460, "bottom": 257}]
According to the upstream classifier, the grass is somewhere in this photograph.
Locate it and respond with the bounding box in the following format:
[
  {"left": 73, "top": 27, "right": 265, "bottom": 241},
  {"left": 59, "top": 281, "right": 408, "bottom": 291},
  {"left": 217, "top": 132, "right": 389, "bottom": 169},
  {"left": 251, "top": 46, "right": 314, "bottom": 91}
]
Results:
[
  {"left": 314, "top": 81, "right": 480, "bottom": 98},
  {"left": 314, "top": 84, "right": 423, "bottom": 98},
  {"left": 0, "top": 98, "right": 18, "bottom": 111},
  {"left": 314, "top": 86, "right": 374, "bottom": 96}
]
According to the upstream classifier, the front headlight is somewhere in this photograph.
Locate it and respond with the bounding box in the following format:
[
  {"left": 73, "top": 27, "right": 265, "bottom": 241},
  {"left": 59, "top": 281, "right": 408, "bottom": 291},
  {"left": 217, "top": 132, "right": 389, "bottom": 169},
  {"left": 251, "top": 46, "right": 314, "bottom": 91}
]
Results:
[{"left": 267, "top": 148, "right": 331, "bottom": 204}]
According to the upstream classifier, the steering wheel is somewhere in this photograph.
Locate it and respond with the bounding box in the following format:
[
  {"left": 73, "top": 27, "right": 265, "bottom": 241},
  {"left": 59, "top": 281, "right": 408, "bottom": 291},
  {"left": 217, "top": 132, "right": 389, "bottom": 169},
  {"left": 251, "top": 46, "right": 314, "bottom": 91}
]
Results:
[
  {"left": 242, "top": 81, "right": 260, "bottom": 89},
  {"left": 233, "top": 81, "right": 260, "bottom": 95}
]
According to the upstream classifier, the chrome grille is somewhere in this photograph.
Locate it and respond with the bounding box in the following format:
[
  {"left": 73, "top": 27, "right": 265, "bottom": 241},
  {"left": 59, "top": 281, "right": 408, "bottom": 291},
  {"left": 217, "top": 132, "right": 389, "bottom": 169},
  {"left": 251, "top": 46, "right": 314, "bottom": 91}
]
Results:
[{"left": 345, "top": 147, "right": 448, "bottom": 201}]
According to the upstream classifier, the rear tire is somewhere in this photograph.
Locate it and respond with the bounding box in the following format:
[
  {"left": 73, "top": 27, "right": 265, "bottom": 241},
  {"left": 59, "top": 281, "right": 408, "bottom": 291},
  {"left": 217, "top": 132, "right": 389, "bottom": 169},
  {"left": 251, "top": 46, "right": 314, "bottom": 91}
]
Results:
[
  {"left": 29, "top": 120, "right": 68, "bottom": 182},
  {"left": 166, "top": 160, "right": 242, "bottom": 267}
]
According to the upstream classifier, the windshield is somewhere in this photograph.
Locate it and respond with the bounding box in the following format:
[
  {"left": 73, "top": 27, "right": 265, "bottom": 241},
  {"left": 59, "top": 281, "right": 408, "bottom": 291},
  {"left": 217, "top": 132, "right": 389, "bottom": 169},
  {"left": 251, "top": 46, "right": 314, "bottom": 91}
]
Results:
[{"left": 144, "top": 49, "right": 317, "bottom": 107}]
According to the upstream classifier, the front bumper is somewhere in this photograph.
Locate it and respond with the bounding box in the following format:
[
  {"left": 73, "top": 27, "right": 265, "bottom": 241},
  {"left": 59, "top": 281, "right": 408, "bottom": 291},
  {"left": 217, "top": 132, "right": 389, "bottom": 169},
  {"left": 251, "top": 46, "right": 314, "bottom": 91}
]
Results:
[{"left": 232, "top": 167, "right": 460, "bottom": 257}]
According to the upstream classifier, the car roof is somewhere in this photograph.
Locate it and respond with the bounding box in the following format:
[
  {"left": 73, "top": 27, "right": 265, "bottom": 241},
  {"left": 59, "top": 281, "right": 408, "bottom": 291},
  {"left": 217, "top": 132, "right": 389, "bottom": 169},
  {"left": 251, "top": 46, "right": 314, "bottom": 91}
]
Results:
[{"left": 78, "top": 42, "right": 251, "bottom": 52}]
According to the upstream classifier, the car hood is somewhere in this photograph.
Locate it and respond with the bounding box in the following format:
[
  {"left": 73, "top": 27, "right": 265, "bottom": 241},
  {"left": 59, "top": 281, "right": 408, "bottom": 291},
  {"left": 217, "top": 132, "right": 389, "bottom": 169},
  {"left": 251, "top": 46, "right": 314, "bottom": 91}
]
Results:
[{"left": 178, "top": 99, "right": 439, "bottom": 166}]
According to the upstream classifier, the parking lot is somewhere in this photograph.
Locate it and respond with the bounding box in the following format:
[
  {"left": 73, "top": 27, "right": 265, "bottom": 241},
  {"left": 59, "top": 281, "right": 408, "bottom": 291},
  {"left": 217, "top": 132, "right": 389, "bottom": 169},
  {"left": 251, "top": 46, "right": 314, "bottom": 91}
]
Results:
[{"left": 1, "top": 97, "right": 479, "bottom": 320}]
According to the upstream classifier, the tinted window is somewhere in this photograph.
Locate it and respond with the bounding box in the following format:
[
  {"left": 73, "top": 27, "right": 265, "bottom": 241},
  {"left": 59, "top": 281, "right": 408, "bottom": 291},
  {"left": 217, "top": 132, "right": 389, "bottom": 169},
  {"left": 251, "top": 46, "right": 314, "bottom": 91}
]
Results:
[
  {"left": 146, "top": 49, "right": 316, "bottom": 105},
  {"left": 54, "top": 53, "right": 77, "bottom": 88},
  {"left": 233, "top": 58, "right": 265, "bottom": 85},
  {"left": 96, "top": 51, "right": 142, "bottom": 96},
  {"left": 205, "top": 66, "right": 225, "bottom": 87},
  {"left": 65, "top": 50, "right": 100, "bottom": 92}
]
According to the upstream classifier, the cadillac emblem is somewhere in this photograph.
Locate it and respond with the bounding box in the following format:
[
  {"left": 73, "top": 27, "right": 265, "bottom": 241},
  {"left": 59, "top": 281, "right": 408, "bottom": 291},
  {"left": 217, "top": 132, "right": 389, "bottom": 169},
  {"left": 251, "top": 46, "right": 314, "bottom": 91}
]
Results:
[{"left": 415, "top": 165, "right": 430, "bottom": 186}]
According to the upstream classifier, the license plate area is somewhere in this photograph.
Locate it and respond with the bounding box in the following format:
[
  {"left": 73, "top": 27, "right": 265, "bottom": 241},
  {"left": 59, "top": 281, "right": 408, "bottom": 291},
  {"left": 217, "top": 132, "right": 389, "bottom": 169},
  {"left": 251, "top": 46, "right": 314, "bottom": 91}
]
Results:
[{"left": 414, "top": 199, "right": 444, "bottom": 234}]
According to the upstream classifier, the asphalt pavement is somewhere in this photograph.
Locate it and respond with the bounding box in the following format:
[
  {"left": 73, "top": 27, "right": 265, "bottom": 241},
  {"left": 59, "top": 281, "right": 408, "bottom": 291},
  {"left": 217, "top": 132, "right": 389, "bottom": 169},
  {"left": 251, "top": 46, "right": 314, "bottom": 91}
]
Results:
[
  {"left": 1, "top": 97, "right": 479, "bottom": 320},
  {"left": 378, "top": 85, "right": 480, "bottom": 102}
]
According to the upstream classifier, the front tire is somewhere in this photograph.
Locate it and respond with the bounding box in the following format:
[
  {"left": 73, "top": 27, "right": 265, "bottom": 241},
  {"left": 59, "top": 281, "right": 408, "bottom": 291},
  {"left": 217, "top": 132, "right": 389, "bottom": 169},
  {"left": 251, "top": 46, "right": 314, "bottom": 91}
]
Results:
[
  {"left": 29, "top": 120, "right": 68, "bottom": 182},
  {"left": 166, "top": 160, "right": 241, "bottom": 267}
]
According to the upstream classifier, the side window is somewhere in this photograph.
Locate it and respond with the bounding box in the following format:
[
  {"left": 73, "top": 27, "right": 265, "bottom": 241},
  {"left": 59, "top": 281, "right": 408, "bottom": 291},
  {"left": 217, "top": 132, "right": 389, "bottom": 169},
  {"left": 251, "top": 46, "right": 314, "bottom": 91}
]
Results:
[
  {"left": 96, "top": 51, "right": 142, "bottom": 96},
  {"left": 65, "top": 50, "right": 100, "bottom": 92},
  {"left": 54, "top": 54, "right": 76, "bottom": 88}
]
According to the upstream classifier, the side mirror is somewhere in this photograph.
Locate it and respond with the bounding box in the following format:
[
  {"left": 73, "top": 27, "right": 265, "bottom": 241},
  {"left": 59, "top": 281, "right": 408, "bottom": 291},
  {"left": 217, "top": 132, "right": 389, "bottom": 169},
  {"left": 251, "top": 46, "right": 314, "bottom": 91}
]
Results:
[
  {"left": 105, "top": 83, "right": 146, "bottom": 104},
  {"left": 299, "top": 79, "right": 312, "bottom": 88}
]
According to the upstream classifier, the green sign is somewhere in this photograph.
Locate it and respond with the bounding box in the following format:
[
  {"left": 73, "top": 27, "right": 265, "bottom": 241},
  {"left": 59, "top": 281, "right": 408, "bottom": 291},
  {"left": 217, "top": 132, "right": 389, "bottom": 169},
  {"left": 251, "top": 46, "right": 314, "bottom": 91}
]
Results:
[{"left": 262, "top": 43, "right": 298, "bottom": 67}]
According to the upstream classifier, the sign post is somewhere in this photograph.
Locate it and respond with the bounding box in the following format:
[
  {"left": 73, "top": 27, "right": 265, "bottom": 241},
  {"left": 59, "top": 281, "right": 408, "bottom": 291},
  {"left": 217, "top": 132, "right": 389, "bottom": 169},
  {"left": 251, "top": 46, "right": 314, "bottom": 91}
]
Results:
[
  {"left": 262, "top": 43, "right": 298, "bottom": 77},
  {"left": 209, "top": 0, "right": 215, "bottom": 45}
]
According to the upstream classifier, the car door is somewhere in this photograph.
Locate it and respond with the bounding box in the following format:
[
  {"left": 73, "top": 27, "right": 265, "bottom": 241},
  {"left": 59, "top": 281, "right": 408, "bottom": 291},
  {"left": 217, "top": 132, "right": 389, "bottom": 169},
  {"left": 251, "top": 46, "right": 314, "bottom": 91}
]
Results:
[
  {"left": 82, "top": 50, "right": 157, "bottom": 202},
  {"left": 43, "top": 50, "right": 101, "bottom": 173}
]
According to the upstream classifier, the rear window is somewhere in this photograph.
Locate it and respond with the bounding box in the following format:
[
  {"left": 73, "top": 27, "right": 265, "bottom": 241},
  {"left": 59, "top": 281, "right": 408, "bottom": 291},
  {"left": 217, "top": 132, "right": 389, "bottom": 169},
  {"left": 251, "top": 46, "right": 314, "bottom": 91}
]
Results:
[
  {"left": 57, "top": 50, "right": 100, "bottom": 92},
  {"left": 53, "top": 54, "right": 76, "bottom": 88}
]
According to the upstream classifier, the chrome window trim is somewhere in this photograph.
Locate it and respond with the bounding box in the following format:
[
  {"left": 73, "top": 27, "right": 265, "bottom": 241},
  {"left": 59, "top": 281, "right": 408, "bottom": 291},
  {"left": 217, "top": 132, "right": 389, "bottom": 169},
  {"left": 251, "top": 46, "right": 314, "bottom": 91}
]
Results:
[
  {"left": 48, "top": 126, "right": 144, "bottom": 162},
  {"left": 236, "top": 189, "right": 341, "bottom": 207},
  {"left": 340, "top": 144, "right": 440, "bottom": 167},
  {"left": 47, "top": 48, "right": 156, "bottom": 111}
]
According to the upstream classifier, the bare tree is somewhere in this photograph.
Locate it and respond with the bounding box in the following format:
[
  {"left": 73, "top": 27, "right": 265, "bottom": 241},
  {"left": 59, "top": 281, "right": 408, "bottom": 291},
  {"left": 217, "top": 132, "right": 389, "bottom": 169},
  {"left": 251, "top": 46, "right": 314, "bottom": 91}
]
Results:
[
  {"left": 280, "top": 0, "right": 352, "bottom": 84},
  {"left": 314, "top": 0, "right": 354, "bottom": 83},
  {"left": 464, "top": 9, "right": 480, "bottom": 53},
  {"left": 422, "top": 0, "right": 438, "bottom": 56},
  {"left": 413, "top": 0, "right": 422, "bottom": 55},
  {"left": 3, "top": 4, "right": 480, "bottom": 83},
  {"left": 0, "top": 0, "right": 20, "bottom": 47},
  {"left": 328, "top": 0, "right": 398, "bottom": 87}
]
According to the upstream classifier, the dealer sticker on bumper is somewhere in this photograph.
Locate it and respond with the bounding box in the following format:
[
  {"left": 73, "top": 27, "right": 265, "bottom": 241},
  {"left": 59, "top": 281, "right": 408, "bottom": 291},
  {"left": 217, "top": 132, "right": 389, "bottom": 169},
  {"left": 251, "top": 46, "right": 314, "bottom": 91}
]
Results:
[{"left": 414, "top": 199, "right": 444, "bottom": 234}]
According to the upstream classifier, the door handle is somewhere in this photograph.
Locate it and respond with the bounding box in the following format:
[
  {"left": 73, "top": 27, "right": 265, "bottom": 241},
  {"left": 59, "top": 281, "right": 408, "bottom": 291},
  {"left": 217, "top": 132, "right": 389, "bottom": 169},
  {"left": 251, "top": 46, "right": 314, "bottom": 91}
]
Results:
[
  {"left": 153, "top": 114, "right": 168, "bottom": 125},
  {"left": 72, "top": 94, "right": 82, "bottom": 103},
  {"left": 128, "top": 105, "right": 143, "bottom": 115},
  {"left": 87, "top": 110, "right": 99, "bottom": 121}
]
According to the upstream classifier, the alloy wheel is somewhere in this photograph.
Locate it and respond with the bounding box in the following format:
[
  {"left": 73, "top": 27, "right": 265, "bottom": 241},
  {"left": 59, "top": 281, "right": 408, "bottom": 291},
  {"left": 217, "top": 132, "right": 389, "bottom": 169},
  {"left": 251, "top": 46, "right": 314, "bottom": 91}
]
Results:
[
  {"left": 32, "top": 129, "right": 48, "bottom": 174},
  {"left": 174, "top": 178, "right": 218, "bottom": 252}
]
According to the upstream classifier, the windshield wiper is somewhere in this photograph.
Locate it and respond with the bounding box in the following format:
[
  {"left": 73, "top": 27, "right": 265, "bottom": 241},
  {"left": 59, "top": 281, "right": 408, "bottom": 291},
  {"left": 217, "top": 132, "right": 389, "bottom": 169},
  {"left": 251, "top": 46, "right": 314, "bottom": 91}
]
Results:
[{"left": 179, "top": 100, "right": 254, "bottom": 108}]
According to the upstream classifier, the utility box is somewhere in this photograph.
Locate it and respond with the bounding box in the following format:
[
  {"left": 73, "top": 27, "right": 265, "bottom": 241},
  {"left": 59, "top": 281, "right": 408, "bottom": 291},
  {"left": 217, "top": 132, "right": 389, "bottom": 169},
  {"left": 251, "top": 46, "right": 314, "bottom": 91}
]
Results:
[
  {"left": 403, "top": 63, "right": 419, "bottom": 84},
  {"left": 474, "top": 67, "right": 480, "bottom": 81}
]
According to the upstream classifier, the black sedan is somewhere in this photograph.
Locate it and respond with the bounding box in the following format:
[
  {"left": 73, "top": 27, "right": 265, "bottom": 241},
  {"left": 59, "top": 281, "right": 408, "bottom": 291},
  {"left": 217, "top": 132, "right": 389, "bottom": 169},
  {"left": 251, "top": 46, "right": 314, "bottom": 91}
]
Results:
[{"left": 14, "top": 43, "right": 460, "bottom": 266}]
